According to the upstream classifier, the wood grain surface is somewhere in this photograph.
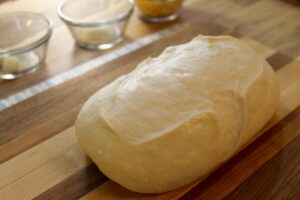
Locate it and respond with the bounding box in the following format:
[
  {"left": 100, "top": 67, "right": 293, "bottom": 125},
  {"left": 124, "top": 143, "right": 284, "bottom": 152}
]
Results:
[{"left": 0, "top": 0, "right": 300, "bottom": 199}]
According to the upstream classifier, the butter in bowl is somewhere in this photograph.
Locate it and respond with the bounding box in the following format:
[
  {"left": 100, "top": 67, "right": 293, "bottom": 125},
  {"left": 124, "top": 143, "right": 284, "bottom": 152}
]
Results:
[
  {"left": 0, "top": 12, "right": 52, "bottom": 79},
  {"left": 58, "top": 0, "right": 134, "bottom": 50},
  {"left": 136, "top": 0, "right": 183, "bottom": 22}
]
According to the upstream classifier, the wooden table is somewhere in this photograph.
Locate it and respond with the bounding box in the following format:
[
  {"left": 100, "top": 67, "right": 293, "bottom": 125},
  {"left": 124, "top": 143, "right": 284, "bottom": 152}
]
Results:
[{"left": 0, "top": 0, "right": 300, "bottom": 199}]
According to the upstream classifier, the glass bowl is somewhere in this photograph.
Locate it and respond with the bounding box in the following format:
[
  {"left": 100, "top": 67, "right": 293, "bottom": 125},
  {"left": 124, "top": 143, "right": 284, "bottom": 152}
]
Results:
[
  {"left": 0, "top": 12, "right": 52, "bottom": 80},
  {"left": 58, "top": 0, "right": 134, "bottom": 50},
  {"left": 136, "top": 0, "right": 183, "bottom": 22}
]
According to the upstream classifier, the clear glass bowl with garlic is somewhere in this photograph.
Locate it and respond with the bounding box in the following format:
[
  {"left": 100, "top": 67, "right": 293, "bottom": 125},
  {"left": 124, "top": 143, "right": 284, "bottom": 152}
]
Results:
[
  {"left": 0, "top": 12, "right": 52, "bottom": 80},
  {"left": 58, "top": 0, "right": 134, "bottom": 50}
]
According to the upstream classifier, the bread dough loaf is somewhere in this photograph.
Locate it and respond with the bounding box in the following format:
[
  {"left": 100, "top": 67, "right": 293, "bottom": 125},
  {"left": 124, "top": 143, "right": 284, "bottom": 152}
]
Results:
[{"left": 76, "top": 35, "right": 279, "bottom": 193}]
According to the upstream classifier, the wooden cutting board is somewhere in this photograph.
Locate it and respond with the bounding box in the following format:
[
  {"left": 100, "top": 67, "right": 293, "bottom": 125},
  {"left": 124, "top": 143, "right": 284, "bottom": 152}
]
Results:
[{"left": 0, "top": 0, "right": 300, "bottom": 199}]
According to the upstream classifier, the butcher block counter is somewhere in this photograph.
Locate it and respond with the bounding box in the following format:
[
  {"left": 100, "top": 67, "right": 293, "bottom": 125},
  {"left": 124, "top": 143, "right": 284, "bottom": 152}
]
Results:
[{"left": 0, "top": 0, "right": 300, "bottom": 199}]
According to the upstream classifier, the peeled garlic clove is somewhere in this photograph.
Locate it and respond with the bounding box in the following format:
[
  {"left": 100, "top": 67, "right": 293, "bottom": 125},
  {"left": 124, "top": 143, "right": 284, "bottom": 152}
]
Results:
[
  {"left": 2, "top": 56, "right": 20, "bottom": 73},
  {"left": 17, "top": 52, "right": 40, "bottom": 72}
]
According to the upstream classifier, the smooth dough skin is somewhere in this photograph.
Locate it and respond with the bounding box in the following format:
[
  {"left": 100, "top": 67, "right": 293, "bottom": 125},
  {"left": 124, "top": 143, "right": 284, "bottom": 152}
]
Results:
[{"left": 76, "top": 35, "right": 279, "bottom": 193}]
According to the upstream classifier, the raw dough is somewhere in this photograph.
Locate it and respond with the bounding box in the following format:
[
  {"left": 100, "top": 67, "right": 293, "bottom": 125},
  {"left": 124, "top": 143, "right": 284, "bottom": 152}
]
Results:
[{"left": 76, "top": 35, "right": 279, "bottom": 193}]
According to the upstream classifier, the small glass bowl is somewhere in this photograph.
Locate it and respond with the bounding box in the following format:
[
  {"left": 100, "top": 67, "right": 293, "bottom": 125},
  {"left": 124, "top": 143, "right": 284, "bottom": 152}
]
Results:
[
  {"left": 136, "top": 0, "right": 183, "bottom": 22},
  {"left": 0, "top": 12, "right": 52, "bottom": 80},
  {"left": 58, "top": 0, "right": 134, "bottom": 50}
]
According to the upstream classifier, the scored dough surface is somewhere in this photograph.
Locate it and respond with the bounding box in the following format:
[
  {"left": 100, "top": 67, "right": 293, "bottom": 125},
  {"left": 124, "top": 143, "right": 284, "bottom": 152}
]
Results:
[{"left": 76, "top": 35, "right": 279, "bottom": 193}]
